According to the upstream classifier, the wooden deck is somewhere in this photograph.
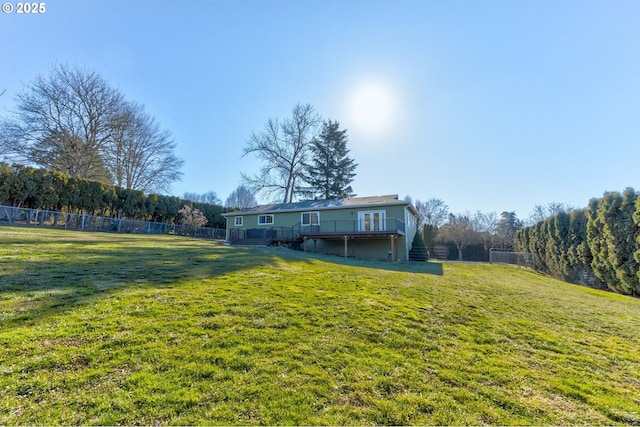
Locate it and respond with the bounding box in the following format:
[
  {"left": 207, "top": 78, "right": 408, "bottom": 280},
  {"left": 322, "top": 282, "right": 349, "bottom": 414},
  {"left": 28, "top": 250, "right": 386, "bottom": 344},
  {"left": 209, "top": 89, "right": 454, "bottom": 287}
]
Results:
[{"left": 228, "top": 218, "right": 407, "bottom": 260}]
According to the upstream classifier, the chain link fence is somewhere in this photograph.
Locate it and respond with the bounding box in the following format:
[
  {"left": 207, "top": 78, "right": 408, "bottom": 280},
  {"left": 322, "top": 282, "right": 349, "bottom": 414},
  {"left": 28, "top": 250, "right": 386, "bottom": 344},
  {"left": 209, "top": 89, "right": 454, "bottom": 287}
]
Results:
[
  {"left": 489, "top": 248, "right": 535, "bottom": 268},
  {"left": 0, "top": 205, "right": 226, "bottom": 240}
]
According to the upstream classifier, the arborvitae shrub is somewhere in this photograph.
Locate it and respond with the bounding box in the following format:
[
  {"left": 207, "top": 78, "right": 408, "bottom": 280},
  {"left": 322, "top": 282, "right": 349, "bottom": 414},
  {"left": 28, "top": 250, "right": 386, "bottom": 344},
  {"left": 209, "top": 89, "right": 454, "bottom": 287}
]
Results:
[{"left": 409, "top": 231, "right": 429, "bottom": 262}]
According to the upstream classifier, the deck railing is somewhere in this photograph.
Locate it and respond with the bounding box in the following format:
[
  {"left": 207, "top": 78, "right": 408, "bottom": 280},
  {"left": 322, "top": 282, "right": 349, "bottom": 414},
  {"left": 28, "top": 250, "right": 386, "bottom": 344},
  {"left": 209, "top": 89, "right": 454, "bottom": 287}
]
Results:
[
  {"left": 295, "top": 218, "right": 405, "bottom": 236},
  {"left": 227, "top": 217, "right": 406, "bottom": 245}
]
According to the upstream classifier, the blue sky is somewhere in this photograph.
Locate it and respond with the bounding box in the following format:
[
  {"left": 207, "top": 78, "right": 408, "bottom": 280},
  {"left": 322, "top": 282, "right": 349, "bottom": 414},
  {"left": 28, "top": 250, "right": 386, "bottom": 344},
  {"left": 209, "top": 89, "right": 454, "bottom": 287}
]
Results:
[{"left": 2, "top": 0, "right": 639, "bottom": 219}]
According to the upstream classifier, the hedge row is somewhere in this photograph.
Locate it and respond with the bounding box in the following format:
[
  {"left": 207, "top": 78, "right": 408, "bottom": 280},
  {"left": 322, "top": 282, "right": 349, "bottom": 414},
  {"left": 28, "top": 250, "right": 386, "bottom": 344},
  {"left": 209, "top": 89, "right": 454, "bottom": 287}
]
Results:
[
  {"left": 0, "top": 163, "right": 227, "bottom": 228},
  {"left": 514, "top": 188, "right": 640, "bottom": 295}
]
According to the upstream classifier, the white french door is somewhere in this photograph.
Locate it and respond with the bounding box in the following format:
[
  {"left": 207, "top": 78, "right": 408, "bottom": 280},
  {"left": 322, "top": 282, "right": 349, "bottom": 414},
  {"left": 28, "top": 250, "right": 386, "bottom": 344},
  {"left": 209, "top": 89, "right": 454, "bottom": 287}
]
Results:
[{"left": 358, "top": 210, "right": 386, "bottom": 231}]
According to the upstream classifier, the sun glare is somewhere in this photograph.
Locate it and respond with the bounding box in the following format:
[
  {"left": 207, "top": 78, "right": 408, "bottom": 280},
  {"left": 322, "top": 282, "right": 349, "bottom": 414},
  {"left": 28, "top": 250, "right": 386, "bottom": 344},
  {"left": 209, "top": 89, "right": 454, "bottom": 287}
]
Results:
[{"left": 348, "top": 81, "right": 399, "bottom": 139}]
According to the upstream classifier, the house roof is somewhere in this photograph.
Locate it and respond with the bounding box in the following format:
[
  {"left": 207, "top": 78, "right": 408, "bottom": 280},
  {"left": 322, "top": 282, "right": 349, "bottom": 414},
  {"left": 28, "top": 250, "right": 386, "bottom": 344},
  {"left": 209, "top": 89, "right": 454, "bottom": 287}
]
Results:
[{"left": 222, "top": 194, "right": 418, "bottom": 217}]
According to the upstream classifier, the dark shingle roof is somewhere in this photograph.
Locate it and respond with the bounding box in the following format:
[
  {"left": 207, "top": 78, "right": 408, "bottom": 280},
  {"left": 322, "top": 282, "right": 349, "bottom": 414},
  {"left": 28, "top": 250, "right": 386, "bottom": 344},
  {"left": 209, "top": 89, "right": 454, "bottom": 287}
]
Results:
[{"left": 223, "top": 195, "right": 417, "bottom": 216}]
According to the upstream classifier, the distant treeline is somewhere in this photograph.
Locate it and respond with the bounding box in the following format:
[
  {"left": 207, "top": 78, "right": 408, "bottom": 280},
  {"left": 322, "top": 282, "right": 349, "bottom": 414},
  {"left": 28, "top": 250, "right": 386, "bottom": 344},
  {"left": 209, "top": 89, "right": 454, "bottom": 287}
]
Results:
[
  {"left": 0, "top": 163, "right": 227, "bottom": 228},
  {"left": 514, "top": 188, "right": 640, "bottom": 295}
]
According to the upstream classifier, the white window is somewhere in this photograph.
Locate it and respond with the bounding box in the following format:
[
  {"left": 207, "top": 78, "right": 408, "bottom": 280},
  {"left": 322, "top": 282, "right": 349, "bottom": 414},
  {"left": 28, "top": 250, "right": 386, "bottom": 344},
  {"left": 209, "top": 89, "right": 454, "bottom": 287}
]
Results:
[
  {"left": 301, "top": 211, "right": 319, "bottom": 226},
  {"left": 234, "top": 216, "right": 243, "bottom": 226},
  {"left": 358, "top": 210, "right": 386, "bottom": 231},
  {"left": 258, "top": 214, "right": 274, "bottom": 225}
]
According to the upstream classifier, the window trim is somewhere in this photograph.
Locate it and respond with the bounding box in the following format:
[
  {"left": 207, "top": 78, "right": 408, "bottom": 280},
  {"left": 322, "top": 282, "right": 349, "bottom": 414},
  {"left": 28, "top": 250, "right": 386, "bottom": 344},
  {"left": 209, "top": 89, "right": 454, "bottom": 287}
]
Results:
[
  {"left": 234, "top": 216, "right": 243, "bottom": 226},
  {"left": 301, "top": 211, "right": 320, "bottom": 226},
  {"left": 257, "top": 214, "right": 274, "bottom": 225}
]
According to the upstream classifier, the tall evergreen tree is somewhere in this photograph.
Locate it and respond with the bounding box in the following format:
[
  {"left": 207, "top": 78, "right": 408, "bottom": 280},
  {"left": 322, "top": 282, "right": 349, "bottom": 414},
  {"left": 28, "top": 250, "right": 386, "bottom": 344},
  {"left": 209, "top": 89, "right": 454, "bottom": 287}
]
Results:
[
  {"left": 533, "top": 221, "right": 549, "bottom": 273},
  {"left": 567, "top": 209, "right": 590, "bottom": 282},
  {"left": 634, "top": 195, "right": 640, "bottom": 285},
  {"left": 553, "top": 211, "right": 572, "bottom": 281},
  {"left": 303, "top": 120, "right": 357, "bottom": 200},
  {"left": 586, "top": 191, "right": 636, "bottom": 293},
  {"left": 409, "top": 230, "right": 428, "bottom": 261},
  {"left": 495, "top": 211, "right": 523, "bottom": 249},
  {"left": 610, "top": 188, "right": 639, "bottom": 294}
]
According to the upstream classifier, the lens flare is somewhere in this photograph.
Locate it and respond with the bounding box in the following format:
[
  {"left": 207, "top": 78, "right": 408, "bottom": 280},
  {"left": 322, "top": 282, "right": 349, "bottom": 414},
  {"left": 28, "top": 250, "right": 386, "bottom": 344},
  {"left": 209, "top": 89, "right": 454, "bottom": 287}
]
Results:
[{"left": 348, "top": 81, "right": 399, "bottom": 140}]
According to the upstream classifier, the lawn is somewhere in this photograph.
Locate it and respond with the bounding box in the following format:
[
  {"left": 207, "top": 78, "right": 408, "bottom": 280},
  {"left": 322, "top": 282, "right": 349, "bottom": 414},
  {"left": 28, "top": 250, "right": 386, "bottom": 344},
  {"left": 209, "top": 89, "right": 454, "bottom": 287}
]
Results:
[{"left": 1, "top": 226, "right": 640, "bottom": 425}]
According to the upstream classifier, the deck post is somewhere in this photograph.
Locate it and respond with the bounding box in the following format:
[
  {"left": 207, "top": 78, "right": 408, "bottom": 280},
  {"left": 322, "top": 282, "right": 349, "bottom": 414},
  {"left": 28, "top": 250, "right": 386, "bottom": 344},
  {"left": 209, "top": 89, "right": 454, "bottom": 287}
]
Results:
[
  {"left": 389, "top": 235, "right": 397, "bottom": 261},
  {"left": 303, "top": 237, "right": 308, "bottom": 252},
  {"left": 313, "top": 238, "right": 317, "bottom": 253},
  {"left": 343, "top": 235, "right": 349, "bottom": 257}
]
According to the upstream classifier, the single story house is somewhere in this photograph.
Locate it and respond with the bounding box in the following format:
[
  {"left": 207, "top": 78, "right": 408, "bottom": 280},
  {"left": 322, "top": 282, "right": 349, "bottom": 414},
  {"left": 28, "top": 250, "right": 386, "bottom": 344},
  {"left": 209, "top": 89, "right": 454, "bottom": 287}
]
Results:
[{"left": 221, "top": 195, "right": 418, "bottom": 261}]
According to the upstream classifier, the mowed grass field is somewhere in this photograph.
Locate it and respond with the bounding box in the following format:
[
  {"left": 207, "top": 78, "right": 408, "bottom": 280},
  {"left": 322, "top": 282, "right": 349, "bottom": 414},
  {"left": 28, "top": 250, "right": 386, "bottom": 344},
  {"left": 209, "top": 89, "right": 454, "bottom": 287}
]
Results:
[{"left": 1, "top": 226, "right": 640, "bottom": 425}]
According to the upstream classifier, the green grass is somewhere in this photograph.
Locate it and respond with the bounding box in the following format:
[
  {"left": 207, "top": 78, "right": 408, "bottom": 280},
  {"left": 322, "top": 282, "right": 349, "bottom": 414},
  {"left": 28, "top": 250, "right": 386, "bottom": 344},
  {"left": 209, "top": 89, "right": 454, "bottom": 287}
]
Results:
[{"left": 1, "top": 226, "right": 640, "bottom": 425}]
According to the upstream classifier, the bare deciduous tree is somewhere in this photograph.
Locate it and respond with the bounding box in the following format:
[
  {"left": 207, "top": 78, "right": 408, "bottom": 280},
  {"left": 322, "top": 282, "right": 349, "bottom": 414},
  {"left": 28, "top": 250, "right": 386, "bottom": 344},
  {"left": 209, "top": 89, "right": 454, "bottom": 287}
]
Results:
[
  {"left": 200, "top": 191, "right": 221, "bottom": 206},
  {"left": 107, "top": 102, "right": 183, "bottom": 194},
  {"left": 437, "top": 214, "right": 478, "bottom": 260},
  {"left": 526, "top": 202, "right": 576, "bottom": 226},
  {"left": 468, "top": 210, "right": 498, "bottom": 234},
  {"left": 528, "top": 204, "right": 548, "bottom": 225},
  {"left": 0, "top": 118, "right": 21, "bottom": 162},
  {"left": 34, "top": 130, "right": 111, "bottom": 182},
  {"left": 9, "top": 64, "right": 123, "bottom": 181},
  {"left": 225, "top": 184, "right": 257, "bottom": 209},
  {"left": 3, "top": 64, "right": 183, "bottom": 193},
  {"left": 183, "top": 191, "right": 221, "bottom": 206},
  {"left": 242, "top": 103, "right": 321, "bottom": 203},
  {"left": 415, "top": 198, "right": 449, "bottom": 230}
]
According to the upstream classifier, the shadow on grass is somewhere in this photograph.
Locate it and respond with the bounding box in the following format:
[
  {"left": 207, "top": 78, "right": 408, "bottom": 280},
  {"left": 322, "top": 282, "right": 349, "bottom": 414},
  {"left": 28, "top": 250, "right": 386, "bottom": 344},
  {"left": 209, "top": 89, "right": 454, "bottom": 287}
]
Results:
[
  {"left": 268, "top": 246, "right": 444, "bottom": 276},
  {"left": 1, "top": 227, "right": 441, "bottom": 329},
  {"left": 0, "top": 230, "right": 299, "bottom": 327}
]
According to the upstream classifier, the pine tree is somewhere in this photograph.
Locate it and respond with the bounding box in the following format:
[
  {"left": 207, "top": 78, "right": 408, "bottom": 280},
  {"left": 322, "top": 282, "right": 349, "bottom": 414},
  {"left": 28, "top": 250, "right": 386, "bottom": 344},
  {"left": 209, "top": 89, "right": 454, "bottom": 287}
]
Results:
[{"left": 303, "top": 120, "right": 357, "bottom": 200}]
